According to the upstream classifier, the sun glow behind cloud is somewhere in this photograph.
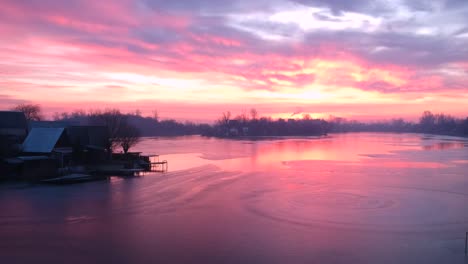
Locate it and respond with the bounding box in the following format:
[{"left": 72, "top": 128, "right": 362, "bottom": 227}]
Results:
[{"left": 0, "top": 0, "right": 467, "bottom": 121}]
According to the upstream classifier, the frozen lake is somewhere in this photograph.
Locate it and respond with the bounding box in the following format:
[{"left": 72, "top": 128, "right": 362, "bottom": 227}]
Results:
[{"left": 1, "top": 133, "right": 468, "bottom": 263}]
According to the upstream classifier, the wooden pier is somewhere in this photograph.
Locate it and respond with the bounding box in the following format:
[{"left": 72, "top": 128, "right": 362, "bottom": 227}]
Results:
[{"left": 148, "top": 155, "right": 168, "bottom": 172}]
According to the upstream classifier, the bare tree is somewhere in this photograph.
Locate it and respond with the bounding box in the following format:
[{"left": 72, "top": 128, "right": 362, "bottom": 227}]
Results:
[
  {"left": 52, "top": 112, "right": 61, "bottom": 121},
  {"left": 116, "top": 123, "right": 141, "bottom": 154},
  {"left": 88, "top": 109, "right": 141, "bottom": 154},
  {"left": 236, "top": 112, "right": 249, "bottom": 125},
  {"left": 12, "top": 103, "right": 43, "bottom": 121},
  {"left": 250, "top": 108, "right": 258, "bottom": 121},
  {"left": 60, "top": 112, "right": 70, "bottom": 120},
  {"left": 217, "top": 111, "right": 231, "bottom": 127},
  {"left": 152, "top": 109, "right": 159, "bottom": 122},
  {"left": 88, "top": 109, "right": 126, "bottom": 152}
]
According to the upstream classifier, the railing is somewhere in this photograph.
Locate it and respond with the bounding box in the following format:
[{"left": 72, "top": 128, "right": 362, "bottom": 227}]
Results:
[{"left": 150, "top": 160, "right": 168, "bottom": 172}]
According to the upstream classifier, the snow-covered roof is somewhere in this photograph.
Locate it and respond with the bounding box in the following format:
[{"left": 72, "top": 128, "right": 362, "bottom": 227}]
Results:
[{"left": 22, "top": 128, "right": 65, "bottom": 153}]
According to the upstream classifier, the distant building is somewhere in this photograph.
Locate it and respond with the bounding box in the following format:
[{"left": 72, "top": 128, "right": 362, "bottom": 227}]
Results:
[
  {"left": 242, "top": 127, "right": 249, "bottom": 136},
  {"left": 227, "top": 120, "right": 240, "bottom": 136},
  {"left": 229, "top": 128, "right": 239, "bottom": 136},
  {"left": 228, "top": 120, "right": 240, "bottom": 127},
  {"left": 0, "top": 111, "right": 28, "bottom": 142}
]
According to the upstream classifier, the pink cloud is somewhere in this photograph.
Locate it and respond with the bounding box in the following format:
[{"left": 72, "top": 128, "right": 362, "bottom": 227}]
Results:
[{"left": 0, "top": 0, "right": 467, "bottom": 121}]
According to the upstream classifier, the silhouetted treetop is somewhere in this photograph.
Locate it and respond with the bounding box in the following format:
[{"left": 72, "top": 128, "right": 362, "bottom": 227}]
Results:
[{"left": 12, "top": 103, "right": 43, "bottom": 121}]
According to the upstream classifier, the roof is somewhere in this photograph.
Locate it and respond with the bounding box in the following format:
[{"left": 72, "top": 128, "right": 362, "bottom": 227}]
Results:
[
  {"left": 22, "top": 128, "right": 65, "bottom": 153},
  {"left": 67, "top": 126, "right": 108, "bottom": 148},
  {"left": 0, "top": 111, "right": 27, "bottom": 129},
  {"left": 29, "top": 121, "right": 76, "bottom": 129}
]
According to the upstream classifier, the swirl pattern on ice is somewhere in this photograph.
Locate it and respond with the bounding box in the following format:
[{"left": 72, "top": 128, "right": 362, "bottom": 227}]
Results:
[{"left": 243, "top": 184, "right": 468, "bottom": 232}]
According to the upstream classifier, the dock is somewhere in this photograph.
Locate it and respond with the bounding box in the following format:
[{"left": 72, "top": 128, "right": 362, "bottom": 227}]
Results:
[
  {"left": 41, "top": 173, "right": 96, "bottom": 184},
  {"left": 147, "top": 155, "right": 168, "bottom": 172}
]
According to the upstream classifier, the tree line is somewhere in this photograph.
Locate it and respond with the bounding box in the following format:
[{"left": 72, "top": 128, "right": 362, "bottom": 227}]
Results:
[
  {"left": 7, "top": 105, "right": 142, "bottom": 154},
  {"left": 329, "top": 111, "right": 468, "bottom": 136},
  {"left": 202, "top": 110, "right": 329, "bottom": 137},
  {"left": 53, "top": 108, "right": 210, "bottom": 137},
  {"left": 7, "top": 104, "right": 468, "bottom": 140}
]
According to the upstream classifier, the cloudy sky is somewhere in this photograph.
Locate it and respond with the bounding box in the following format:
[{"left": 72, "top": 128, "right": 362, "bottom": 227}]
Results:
[{"left": 1, "top": 0, "right": 467, "bottom": 122}]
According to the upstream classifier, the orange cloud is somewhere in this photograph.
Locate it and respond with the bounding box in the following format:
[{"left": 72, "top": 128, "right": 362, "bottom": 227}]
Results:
[{"left": 1, "top": 0, "right": 467, "bottom": 122}]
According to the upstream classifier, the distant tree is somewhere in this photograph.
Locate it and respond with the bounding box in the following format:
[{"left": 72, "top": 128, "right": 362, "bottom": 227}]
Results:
[
  {"left": 71, "top": 109, "right": 86, "bottom": 118},
  {"left": 52, "top": 112, "right": 61, "bottom": 121},
  {"left": 391, "top": 118, "right": 406, "bottom": 131},
  {"left": 116, "top": 123, "right": 141, "bottom": 154},
  {"left": 250, "top": 108, "right": 258, "bottom": 121},
  {"left": 152, "top": 109, "right": 159, "bottom": 122},
  {"left": 462, "top": 118, "right": 468, "bottom": 135},
  {"left": 419, "top": 111, "right": 436, "bottom": 133},
  {"left": 12, "top": 103, "right": 43, "bottom": 121},
  {"left": 60, "top": 112, "right": 70, "bottom": 120},
  {"left": 236, "top": 112, "right": 249, "bottom": 124},
  {"left": 217, "top": 111, "right": 231, "bottom": 127},
  {"left": 434, "top": 113, "right": 456, "bottom": 133}
]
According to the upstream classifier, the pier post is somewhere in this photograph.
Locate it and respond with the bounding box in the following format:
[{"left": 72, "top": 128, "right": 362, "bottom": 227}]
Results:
[{"left": 465, "top": 232, "right": 467, "bottom": 256}]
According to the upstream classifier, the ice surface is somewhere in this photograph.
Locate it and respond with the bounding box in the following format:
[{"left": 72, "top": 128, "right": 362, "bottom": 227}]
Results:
[{"left": 1, "top": 133, "right": 468, "bottom": 263}]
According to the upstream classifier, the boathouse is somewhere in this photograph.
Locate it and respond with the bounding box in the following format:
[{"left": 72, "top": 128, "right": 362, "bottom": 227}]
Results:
[
  {"left": 0, "top": 112, "right": 29, "bottom": 173},
  {"left": 22, "top": 127, "right": 73, "bottom": 168},
  {"left": 66, "top": 126, "right": 109, "bottom": 164},
  {"left": 0, "top": 111, "right": 28, "bottom": 151},
  {"left": 0, "top": 111, "right": 28, "bottom": 140},
  {"left": 4, "top": 156, "right": 57, "bottom": 181}
]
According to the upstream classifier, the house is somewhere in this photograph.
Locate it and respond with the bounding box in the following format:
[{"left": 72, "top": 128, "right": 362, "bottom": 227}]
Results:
[
  {"left": 0, "top": 111, "right": 28, "bottom": 142},
  {"left": 22, "top": 128, "right": 71, "bottom": 154},
  {"left": 242, "top": 126, "right": 249, "bottom": 136},
  {"left": 227, "top": 120, "right": 240, "bottom": 136},
  {"left": 0, "top": 111, "right": 28, "bottom": 158},
  {"left": 3, "top": 156, "right": 57, "bottom": 181},
  {"left": 22, "top": 127, "right": 73, "bottom": 167},
  {"left": 66, "top": 126, "right": 108, "bottom": 148},
  {"left": 66, "top": 126, "right": 109, "bottom": 163}
]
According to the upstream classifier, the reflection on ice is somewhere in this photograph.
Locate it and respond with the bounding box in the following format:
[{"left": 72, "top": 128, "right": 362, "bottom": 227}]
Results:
[{"left": 1, "top": 133, "right": 468, "bottom": 263}]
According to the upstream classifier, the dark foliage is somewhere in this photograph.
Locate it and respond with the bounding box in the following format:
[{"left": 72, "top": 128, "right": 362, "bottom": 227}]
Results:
[
  {"left": 117, "top": 122, "right": 141, "bottom": 154},
  {"left": 50, "top": 109, "right": 468, "bottom": 139},
  {"left": 11, "top": 104, "right": 43, "bottom": 121},
  {"left": 203, "top": 112, "right": 329, "bottom": 137},
  {"left": 329, "top": 111, "right": 468, "bottom": 136},
  {"left": 54, "top": 110, "right": 209, "bottom": 137}
]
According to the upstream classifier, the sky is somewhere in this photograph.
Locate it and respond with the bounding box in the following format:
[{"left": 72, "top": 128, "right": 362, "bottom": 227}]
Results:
[{"left": 1, "top": 0, "right": 468, "bottom": 122}]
